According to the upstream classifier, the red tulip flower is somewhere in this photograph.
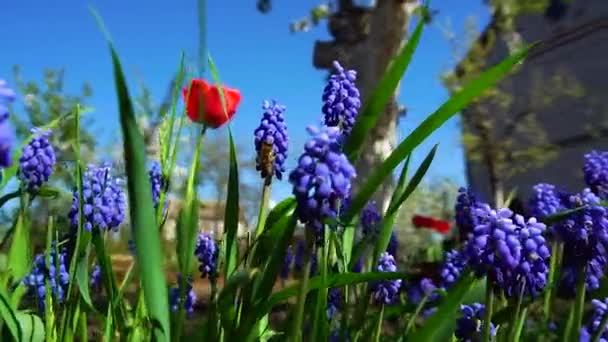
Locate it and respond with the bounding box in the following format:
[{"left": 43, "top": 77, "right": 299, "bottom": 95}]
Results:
[
  {"left": 412, "top": 215, "right": 452, "bottom": 234},
  {"left": 182, "top": 79, "right": 242, "bottom": 128}
]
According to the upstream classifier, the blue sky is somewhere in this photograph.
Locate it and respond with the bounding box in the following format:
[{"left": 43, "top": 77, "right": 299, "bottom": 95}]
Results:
[{"left": 1, "top": 0, "right": 490, "bottom": 202}]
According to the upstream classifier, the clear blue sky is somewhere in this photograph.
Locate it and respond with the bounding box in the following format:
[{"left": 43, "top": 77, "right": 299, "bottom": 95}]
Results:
[{"left": 1, "top": 0, "right": 490, "bottom": 203}]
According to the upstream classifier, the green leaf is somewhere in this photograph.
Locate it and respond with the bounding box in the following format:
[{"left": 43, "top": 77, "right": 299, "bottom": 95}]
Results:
[
  {"left": 223, "top": 130, "right": 240, "bottom": 278},
  {"left": 16, "top": 312, "right": 45, "bottom": 342},
  {"left": 343, "top": 43, "right": 534, "bottom": 224},
  {"left": 388, "top": 154, "right": 411, "bottom": 209},
  {"left": 407, "top": 272, "right": 477, "bottom": 341},
  {"left": 96, "top": 13, "right": 170, "bottom": 340},
  {"left": 386, "top": 145, "right": 437, "bottom": 216},
  {"left": 74, "top": 249, "right": 95, "bottom": 312},
  {"left": 7, "top": 204, "right": 31, "bottom": 282},
  {"left": 264, "top": 271, "right": 408, "bottom": 311},
  {"left": 36, "top": 186, "right": 60, "bottom": 198},
  {"left": 0, "top": 291, "right": 21, "bottom": 340},
  {"left": 344, "top": 17, "right": 425, "bottom": 160}
]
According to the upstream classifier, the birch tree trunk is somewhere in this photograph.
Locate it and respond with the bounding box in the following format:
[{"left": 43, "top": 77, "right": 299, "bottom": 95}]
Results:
[{"left": 313, "top": 0, "right": 417, "bottom": 211}]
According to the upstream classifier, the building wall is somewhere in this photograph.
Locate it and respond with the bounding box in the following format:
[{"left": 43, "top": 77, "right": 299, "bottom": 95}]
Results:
[{"left": 463, "top": 0, "right": 608, "bottom": 204}]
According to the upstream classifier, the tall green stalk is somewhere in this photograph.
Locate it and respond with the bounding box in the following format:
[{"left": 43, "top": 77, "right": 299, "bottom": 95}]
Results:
[
  {"left": 254, "top": 182, "right": 272, "bottom": 238},
  {"left": 482, "top": 278, "right": 495, "bottom": 342},
  {"left": 572, "top": 264, "right": 587, "bottom": 341},
  {"left": 291, "top": 232, "right": 314, "bottom": 342},
  {"left": 543, "top": 241, "right": 562, "bottom": 322}
]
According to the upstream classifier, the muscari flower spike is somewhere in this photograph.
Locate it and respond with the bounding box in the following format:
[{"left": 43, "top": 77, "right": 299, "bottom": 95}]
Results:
[
  {"left": 455, "top": 303, "right": 496, "bottom": 342},
  {"left": 254, "top": 100, "right": 288, "bottom": 182},
  {"left": 289, "top": 126, "right": 356, "bottom": 242},
  {"left": 0, "top": 80, "right": 15, "bottom": 169},
  {"left": 580, "top": 298, "right": 608, "bottom": 341},
  {"left": 406, "top": 277, "right": 438, "bottom": 305},
  {"left": 327, "top": 287, "right": 341, "bottom": 320},
  {"left": 387, "top": 231, "right": 399, "bottom": 257},
  {"left": 195, "top": 233, "right": 219, "bottom": 279},
  {"left": 528, "top": 183, "right": 565, "bottom": 220},
  {"left": 455, "top": 187, "right": 489, "bottom": 240},
  {"left": 90, "top": 264, "right": 102, "bottom": 288},
  {"left": 280, "top": 245, "right": 294, "bottom": 280},
  {"left": 18, "top": 128, "right": 56, "bottom": 193},
  {"left": 148, "top": 161, "right": 169, "bottom": 212},
  {"left": 22, "top": 244, "right": 70, "bottom": 313},
  {"left": 440, "top": 249, "right": 467, "bottom": 289},
  {"left": 322, "top": 61, "right": 361, "bottom": 140},
  {"left": 68, "top": 163, "right": 127, "bottom": 232},
  {"left": 169, "top": 274, "right": 196, "bottom": 317},
  {"left": 584, "top": 150, "right": 608, "bottom": 200},
  {"left": 360, "top": 201, "right": 381, "bottom": 237},
  {"left": 370, "top": 252, "right": 402, "bottom": 305}
]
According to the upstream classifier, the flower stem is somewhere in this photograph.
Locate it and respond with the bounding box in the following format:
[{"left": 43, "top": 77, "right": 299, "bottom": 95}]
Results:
[
  {"left": 543, "top": 241, "right": 562, "bottom": 322},
  {"left": 591, "top": 307, "right": 608, "bottom": 342},
  {"left": 373, "top": 305, "right": 385, "bottom": 342},
  {"left": 403, "top": 295, "right": 428, "bottom": 337},
  {"left": 572, "top": 264, "right": 587, "bottom": 341},
  {"left": 312, "top": 227, "right": 330, "bottom": 341},
  {"left": 482, "top": 278, "right": 494, "bottom": 342},
  {"left": 291, "top": 233, "right": 313, "bottom": 342},
  {"left": 254, "top": 182, "right": 272, "bottom": 238},
  {"left": 512, "top": 307, "right": 528, "bottom": 342},
  {"left": 508, "top": 280, "right": 526, "bottom": 342}
]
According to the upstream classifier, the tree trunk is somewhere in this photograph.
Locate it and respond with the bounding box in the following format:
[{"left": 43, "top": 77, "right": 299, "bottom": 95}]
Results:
[{"left": 313, "top": 0, "right": 416, "bottom": 212}]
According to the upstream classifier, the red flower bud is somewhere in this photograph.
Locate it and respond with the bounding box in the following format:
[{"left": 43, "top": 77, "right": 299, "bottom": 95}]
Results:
[
  {"left": 182, "top": 79, "right": 241, "bottom": 128},
  {"left": 412, "top": 214, "right": 452, "bottom": 235}
]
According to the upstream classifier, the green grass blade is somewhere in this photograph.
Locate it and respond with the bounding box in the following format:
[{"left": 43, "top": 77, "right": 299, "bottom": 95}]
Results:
[
  {"left": 386, "top": 145, "right": 437, "bottom": 217},
  {"left": 0, "top": 291, "right": 21, "bottom": 340},
  {"left": 407, "top": 272, "right": 477, "bottom": 342},
  {"left": 224, "top": 130, "right": 240, "bottom": 278},
  {"left": 344, "top": 17, "right": 425, "bottom": 161},
  {"left": 74, "top": 249, "right": 95, "bottom": 311},
  {"left": 344, "top": 44, "right": 534, "bottom": 224},
  {"left": 95, "top": 15, "right": 170, "bottom": 339},
  {"left": 388, "top": 154, "right": 411, "bottom": 208}
]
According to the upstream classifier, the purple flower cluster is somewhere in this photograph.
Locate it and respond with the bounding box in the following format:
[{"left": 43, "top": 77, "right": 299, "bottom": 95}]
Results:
[
  {"left": 68, "top": 163, "right": 127, "bottom": 232},
  {"left": 169, "top": 275, "right": 196, "bottom": 316},
  {"left": 280, "top": 245, "right": 294, "bottom": 280},
  {"left": 455, "top": 187, "right": 488, "bottom": 241},
  {"left": 387, "top": 231, "right": 399, "bottom": 257},
  {"left": 22, "top": 245, "right": 70, "bottom": 313},
  {"left": 466, "top": 207, "right": 550, "bottom": 297},
  {"left": 322, "top": 61, "right": 361, "bottom": 140},
  {"left": 584, "top": 150, "right": 608, "bottom": 200},
  {"left": 360, "top": 201, "right": 381, "bottom": 236},
  {"left": 254, "top": 100, "right": 288, "bottom": 182},
  {"left": 289, "top": 126, "right": 356, "bottom": 241},
  {"left": 406, "top": 278, "right": 437, "bottom": 305},
  {"left": 0, "top": 80, "right": 16, "bottom": 168},
  {"left": 148, "top": 161, "right": 168, "bottom": 212},
  {"left": 370, "top": 252, "right": 402, "bottom": 305},
  {"left": 455, "top": 303, "right": 496, "bottom": 342},
  {"left": 440, "top": 249, "right": 467, "bottom": 288},
  {"left": 18, "top": 129, "right": 56, "bottom": 192},
  {"left": 195, "top": 233, "right": 218, "bottom": 279},
  {"left": 528, "top": 183, "right": 565, "bottom": 219},
  {"left": 327, "top": 287, "right": 341, "bottom": 320},
  {"left": 580, "top": 298, "right": 608, "bottom": 341},
  {"left": 90, "top": 264, "right": 101, "bottom": 288}
]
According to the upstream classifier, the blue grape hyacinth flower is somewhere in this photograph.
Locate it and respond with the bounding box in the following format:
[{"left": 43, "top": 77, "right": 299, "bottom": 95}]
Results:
[
  {"left": 18, "top": 128, "right": 56, "bottom": 192},
  {"left": 195, "top": 233, "right": 218, "bottom": 279},
  {"left": 0, "top": 79, "right": 15, "bottom": 168},
  {"left": 169, "top": 274, "right": 196, "bottom": 317},
  {"left": 22, "top": 245, "right": 70, "bottom": 313},
  {"left": 289, "top": 126, "right": 356, "bottom": 242},
  {"left": 360, "top": 201, "right": 381, "bottom": 237},
  {"left": 322, "top": 61, "right": 361, "bottom": 140},
  {"left": 580, "top": 298, "right": 608, "bottom": 341},
  {"left": 370, "top": 252, "right": 402, "bottom": 305},
  {"left": 584, "top": 150, "right": 608, "bottom": 200},
  {"left": 327, "top": 287, "right": 341, "bottom": 320},
  {"left": 455, "top": 303, "right": 496, "bottom": 341},
  {"left": 440, "top": 249, "right": 467, "bottom": 289},
  {"left": 280, "top": 245, "right": 294, "bottom": 280},
  {"left": 254, "top": 100, "right": 288, "bottom": 182},
  {"left": 68, "top": 163, "right": 127, "bottom": 232},
  {"left": 148, "top": 161, "right": 169, "bottom": 213},
  {"left": 528, "top": 183, "right": 565, "bottom": 219}
]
